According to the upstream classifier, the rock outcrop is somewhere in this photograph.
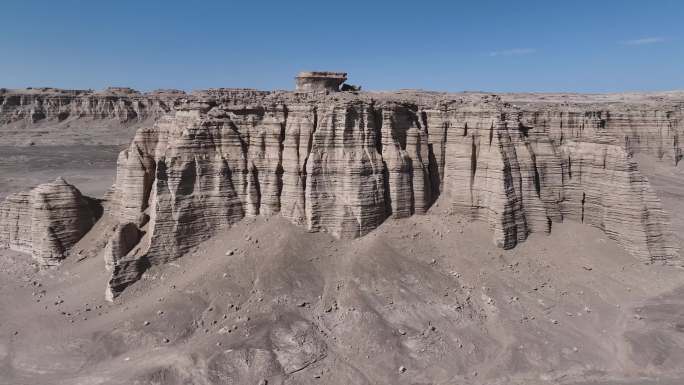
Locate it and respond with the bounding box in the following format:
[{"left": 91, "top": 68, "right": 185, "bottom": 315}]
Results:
[
  {"left": 0, "top": 87, "right": 183, "bottom": 125},
  {"left": 0, "top": 87, "right": 680, "bottom": 297},
  {"left": 103, "top": 222, "right": 141, "bottom": 271},
  {"left": 295, "top": 71, "right": 347, "bottom": 92},
  {"left": 0, "top": 87, "right": 186, "bottom": 146},
  {"left": 0, "top": 178, "right": 99, "bottom": 265},
  {"left": 100, "top": 89, "right": 682, "bottom": 298}
]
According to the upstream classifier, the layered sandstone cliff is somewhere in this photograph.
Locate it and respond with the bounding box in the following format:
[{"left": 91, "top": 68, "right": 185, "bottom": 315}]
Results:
[
  {"left": 0, "top": 178, "right": 99, "bottom": 265},
  {"left": 0, "top": 87, "right": 184, "bottom": 124},
  {"left": 99, "top": 90, "right": 681, "bottom": 298},
  {"left": 0, "top": 87, "right": 186, "bottom": 145},
  {"left": 0, "top": 87, "right": 681, "bottom": 297}
]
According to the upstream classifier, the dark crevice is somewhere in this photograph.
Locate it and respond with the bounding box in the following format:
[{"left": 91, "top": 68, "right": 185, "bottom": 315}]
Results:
[
  {"left": 84, "top": 196, "right": 104, "bottom": 222},
  {"left": 624, "top": 135, "right": 630, "bottom": 153},
  {"left": 533, "top": 162, "right": 541, "bottom": 198},
  {"left": 407, "top": 160, "right": 415, "bottom": 216},
  {"left": 581, "top": 192, "right": 586, "bottom": 223},
  {"left": 489, "top": 122, "right": 494, "bottom": 146},
  {"left": 470, "top": 136, "right": 477, "bottom": 197},
  {"left": 251, "top": 167, "right": 261, "bottom": 215},
  {"left": 275, "top": 107, "right": 287, "bottom": 210},
  {"left": 135, "top": 146, "right": 157, "bottom": 213},
  {"left": 526, "top": 146, "right": 541, "bottom": 198},
  {"left": 518, "top": 123, "right": 531, "bottom": 138},
  {"left": 602, "top": 149, "right": 607, "bottom": 169},
  {"left": 427, "top": 143, "right": 440, "bottom": 202},
  {"left": 440, "top": 119, "right": 448, "bottom": 186},
  {"left": 674, "top": 133, "right": 681, "bottom": 166},
  {"left": 382, "top": 159, "right": 392, "bottom": 217},
  {"left": 373, "top": 106, "right": 384, "bottom": 155},
  {"left": 177, "top": 158, "right": 198, "bottom": 196}
]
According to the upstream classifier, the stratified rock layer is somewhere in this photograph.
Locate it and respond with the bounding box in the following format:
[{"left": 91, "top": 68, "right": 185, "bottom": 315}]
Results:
[
  {"left": 0, "top": 178, "right": 98, "bottom": 265},
  {"left": 102, "top": 90, "right": 682, "bottom": 298},
  {"left": 1, "top": 87, "right": 678, "bottom": 296},
  {"left": 103, "top": 222, "right": 141, "bottom": 271},
  {"left": 0, "top": 87, "right": 183, "bottom": 125},
  {"left": 0, "top": 87, "right": 187, "bottom": 146}
]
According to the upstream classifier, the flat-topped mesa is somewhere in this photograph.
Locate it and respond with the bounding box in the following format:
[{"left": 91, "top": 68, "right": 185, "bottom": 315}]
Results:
[
  {"left": 0, "top": 178, "right": 99, "bottom": 266},
  {"left": 0, "top": 87, "right": 181, "bottom": 127},
  {"left": 295, "top": 71, "right": 348, "bottom": 92},
  {"left": 96, "top": 90, "right": 684, "bottom": 299},
  {"left": 1, "top": 84, "right": 679, "bottom": 298}
]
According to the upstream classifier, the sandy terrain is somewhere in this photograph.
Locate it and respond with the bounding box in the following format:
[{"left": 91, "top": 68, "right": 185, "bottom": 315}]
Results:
[
  {"left": 0, "top": 145, "right": 122, "bottom": 201},
  {"left": 1, "top": 195, "right": 683, "bottom": 384},
  {"left": 0, "top": 110, "right": 152, "bottom": 200}
]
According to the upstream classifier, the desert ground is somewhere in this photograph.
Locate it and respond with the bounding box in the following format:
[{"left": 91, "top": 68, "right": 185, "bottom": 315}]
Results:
[
  {"left": 0, "top": 145, "right": 122, "bottom": 201},
  {"left": 2, "top": 196, "right": 684, "bottom": 384},
  {"left": 2, "top": 151, "right": 684, "bottom": 385},
  {"left": 1, "top": 88, "right": 683, "bottom": 385}
]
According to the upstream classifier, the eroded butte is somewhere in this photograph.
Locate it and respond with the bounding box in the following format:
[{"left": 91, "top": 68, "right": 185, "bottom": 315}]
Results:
[{"left": 1, "top": 79, "right": 683, "bottom": 385}]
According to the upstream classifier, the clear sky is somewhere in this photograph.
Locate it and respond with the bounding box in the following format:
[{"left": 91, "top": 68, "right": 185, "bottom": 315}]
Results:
[{"left": 2, "top": 0, "right": 682, "bottom": 93}]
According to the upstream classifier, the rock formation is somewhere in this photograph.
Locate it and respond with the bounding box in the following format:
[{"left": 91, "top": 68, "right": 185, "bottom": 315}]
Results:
[
  {"left": 103, "top": 222, "right": 141, "bottom": 271},
  {"left": 0, "top": 87, "right": 184, "bottom": 125},
  {"left": 98, "top": 89, "right": 682, "bottom": 298},
  {"left": 0, "top": 85, "right": 681, "bottom": 297},
  {"left": 295, "top": 72, "right": 348, "bottom": 92},
  {"left": 0, "top": 178, "right": 98, "bottom": 265}
]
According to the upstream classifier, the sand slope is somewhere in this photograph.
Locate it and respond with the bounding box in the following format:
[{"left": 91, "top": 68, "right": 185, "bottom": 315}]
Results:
[{"left": 1, "top": 203, "right": 683, "bottom": 384}]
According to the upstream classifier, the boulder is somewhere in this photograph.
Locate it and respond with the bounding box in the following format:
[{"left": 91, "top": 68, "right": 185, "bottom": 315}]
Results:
[{"left": 0, "top": 177, "right": 98, "bottom": 265}]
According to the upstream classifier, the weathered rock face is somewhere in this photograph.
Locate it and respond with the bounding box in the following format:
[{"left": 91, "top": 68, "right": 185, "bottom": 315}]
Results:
[
  {"left": 103, "top": 222, "right": 141, "bottom": 271},
  {"left": 2, "top": 87, "right": 678, "bottom": 296},
  {"left": 441, "top": 110, "right": 678, "bottom": 260},
  {"left": 508, "top": 93, "right": 684, "bottom": 166},
  {"left": 295, "top": 71, "right": 347, "bottom": 92},
  {"left": 0, "top": 87, "right": 184, "bottom": 125},
  {"left": 559, "top": 141, "right": 677, "bottom": 260},
  {"left": 100, "top": 90, "right": 682, "bottom": 298},
  {"left": 0, "top": 178, "right": 98, "bottom": 265}
]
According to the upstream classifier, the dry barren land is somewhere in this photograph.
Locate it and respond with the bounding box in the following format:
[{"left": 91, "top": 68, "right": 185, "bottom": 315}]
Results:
[{"left": 1, "top": 87, "right": 683, "bottom": 385}]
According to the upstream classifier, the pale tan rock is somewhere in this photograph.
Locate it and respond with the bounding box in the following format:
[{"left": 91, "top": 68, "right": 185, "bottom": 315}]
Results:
[
  {"left": 99, "top": 89, "right": 681, "bottom": 298},
  {"left": 0, "top": 177, "right": 98, "bottom": 265},
  {"left": 280, "top": 104, "right": 316, "bottom": 224},
  {"left": 295, "top": 71, "right": 347, "bottom": 92},
  {"left": 304, "top": 101, "right": 387, "bottom": 238},
  {"left": 0, "top": 192, "right": 32, "bottom": 254},
  {"left": 0, "top": 87, "right": 180, "bottom": 125},
  {"left": 559, "top": 140, "right": 678, "bottom": 262},
  {"left": 381, "top": 105, "right": 434, "bottom": 218},
  {"left": 103, "top": 222, "right": 141, "bottom": 271}
]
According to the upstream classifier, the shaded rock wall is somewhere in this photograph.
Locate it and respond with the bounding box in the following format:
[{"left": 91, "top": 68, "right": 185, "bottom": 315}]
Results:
[{"left": 103, "top": 222, "right": 141, "bottom": 271}]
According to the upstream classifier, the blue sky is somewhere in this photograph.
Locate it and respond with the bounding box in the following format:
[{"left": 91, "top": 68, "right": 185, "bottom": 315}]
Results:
[{"left": 1, "top": 0, "right": 682, "bottom": 92}]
